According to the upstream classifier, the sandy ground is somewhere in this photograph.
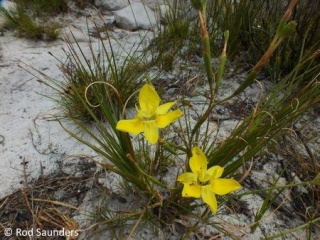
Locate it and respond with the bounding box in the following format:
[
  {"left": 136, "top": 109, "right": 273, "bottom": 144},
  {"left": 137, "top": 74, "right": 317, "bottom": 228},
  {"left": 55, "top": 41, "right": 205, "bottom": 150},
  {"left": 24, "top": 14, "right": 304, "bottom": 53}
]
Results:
[{"left": 0, "top": 36, "right": 82, "bottom": 198}]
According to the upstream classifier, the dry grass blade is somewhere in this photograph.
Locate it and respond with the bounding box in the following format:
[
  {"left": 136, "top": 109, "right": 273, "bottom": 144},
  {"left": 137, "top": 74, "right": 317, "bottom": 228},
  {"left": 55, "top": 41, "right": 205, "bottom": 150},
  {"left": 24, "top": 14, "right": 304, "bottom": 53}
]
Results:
[{"left": 31, "top": 199, "right": 78, "bottom": 210}]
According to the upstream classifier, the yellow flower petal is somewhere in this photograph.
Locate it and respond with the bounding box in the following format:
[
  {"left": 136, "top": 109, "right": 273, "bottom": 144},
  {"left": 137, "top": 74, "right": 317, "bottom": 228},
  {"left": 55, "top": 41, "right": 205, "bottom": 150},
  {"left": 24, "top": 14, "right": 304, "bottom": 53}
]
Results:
[
  {"left": 201, "top": 185, "right": 218, "bottom": 213},
  {"left": 144, "top": 121, "right": 159, "bottom": 144},
  {"left": 155, "top": 109, "right": 183, "bottom": 128},
  {"left": 190, "top": 147, "right": 208, "bottom": 176},
  {"left": 156, "top": 102, "right": 176, "bottom": 115},
  {"left": 204, "top": 166, "right": 224, "bottom": 181},
  {"left": 139, "top": 84, "right": 160, "bottom": 115},
  {"left": 182, "top": 183, "right": 201, "bottom": 198},
  {"left": 177, "top": 172, "right": 198, "bottom": 184},
  {"left": 116, "top": 118, "right": 144, "bottom": 134},
  {"left": 211, "top": 178, "right": 242, "bottom": 195}
]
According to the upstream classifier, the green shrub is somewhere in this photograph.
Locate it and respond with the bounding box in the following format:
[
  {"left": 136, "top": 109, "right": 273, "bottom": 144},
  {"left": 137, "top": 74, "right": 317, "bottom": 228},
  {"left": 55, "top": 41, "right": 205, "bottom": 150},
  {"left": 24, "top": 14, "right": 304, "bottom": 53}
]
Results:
[
  {"left": 0, "top": 5, "right": 60, "bottom": 40},
  {"left": 13, "top": 0, "right": 69, "bottom": 17},
  {"left": 207, "top": 0, "right": 320, "bottom": 79},
  {"left": 153, "top": 0, "right": 319, "bottom": 80}
]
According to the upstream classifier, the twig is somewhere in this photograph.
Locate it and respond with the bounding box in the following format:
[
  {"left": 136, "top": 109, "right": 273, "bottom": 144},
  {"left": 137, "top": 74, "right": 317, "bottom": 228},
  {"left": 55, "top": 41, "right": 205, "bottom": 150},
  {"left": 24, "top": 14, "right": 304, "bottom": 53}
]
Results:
[
  {"left": 21, "top": 189, "right": 42, "bottom": 228},
  {"left": 0, "top": 197, "right": 9, "bottom": 211},
  {"left": 31, "top": 199, "right": 78, "bottom": 210},
  {"left": 22, "top": 157, "right": 30, "bottom": 189}
]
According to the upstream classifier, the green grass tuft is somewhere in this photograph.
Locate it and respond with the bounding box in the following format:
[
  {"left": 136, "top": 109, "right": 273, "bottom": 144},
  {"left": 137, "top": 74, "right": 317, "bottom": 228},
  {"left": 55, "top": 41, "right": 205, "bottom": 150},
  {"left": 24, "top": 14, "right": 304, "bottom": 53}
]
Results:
[{"left": 0, "top": 5, "right": 60, "bottom": 40}]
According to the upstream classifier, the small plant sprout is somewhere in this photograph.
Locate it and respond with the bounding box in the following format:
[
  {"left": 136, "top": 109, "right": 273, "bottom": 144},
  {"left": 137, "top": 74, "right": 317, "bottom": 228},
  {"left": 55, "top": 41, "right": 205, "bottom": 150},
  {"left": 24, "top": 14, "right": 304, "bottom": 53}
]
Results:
[
  {"left": 116, "top": 83, "right": 183, "bottom": 144},
  {"left": 178, "top": 146, "right": 242, "bottom": 213}
]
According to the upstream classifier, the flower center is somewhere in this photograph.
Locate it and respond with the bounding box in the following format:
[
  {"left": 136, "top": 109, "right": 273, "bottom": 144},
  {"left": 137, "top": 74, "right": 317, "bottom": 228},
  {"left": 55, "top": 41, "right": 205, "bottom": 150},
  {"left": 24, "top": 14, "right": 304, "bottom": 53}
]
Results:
[
  {"left": 197, "top": 172, "right": 209, "bottom": 186},
  {"left": 198, "top": 179, "right": 209, "bottom": 186},
  {"left": 137, "top": 109, "right": 156, "bottom": 121}
]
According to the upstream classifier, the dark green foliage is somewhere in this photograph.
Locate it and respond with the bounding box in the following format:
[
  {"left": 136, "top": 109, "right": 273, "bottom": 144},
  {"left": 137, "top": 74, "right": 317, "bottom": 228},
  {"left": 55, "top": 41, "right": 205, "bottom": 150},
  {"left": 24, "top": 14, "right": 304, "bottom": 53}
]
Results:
[
  {"left": 207, "top": 0, "right": 320, "bottom": 79},
  {"left": 0, "top": 0, "right": 68, "bottom": 40},
  {"left": 0, "top": 5, "right": 60, "bottom": 40},
  {"left": 13, "top": 0, "right": 69, "bottom": 17},
  {"left": 153, "top": 0, "right": 319, "bottom": 80}
]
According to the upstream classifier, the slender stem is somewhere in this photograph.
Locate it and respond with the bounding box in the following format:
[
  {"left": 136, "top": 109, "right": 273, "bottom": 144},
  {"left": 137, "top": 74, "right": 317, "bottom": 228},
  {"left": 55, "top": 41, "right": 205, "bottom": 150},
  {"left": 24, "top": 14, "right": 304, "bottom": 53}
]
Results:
[
  {"left": 190, "top": 9, "right": 216, "bottom": 142},
  {"left": 198, "top": 10, "right": 215, "bottom": 92}
]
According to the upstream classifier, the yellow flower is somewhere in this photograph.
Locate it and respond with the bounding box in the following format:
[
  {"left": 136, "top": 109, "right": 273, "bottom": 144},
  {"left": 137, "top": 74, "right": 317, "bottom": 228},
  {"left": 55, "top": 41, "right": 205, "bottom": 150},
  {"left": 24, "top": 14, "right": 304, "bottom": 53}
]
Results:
[
  {"left": 116, "top": 84, "right": 183, "bottom": 144},
  {"left": 177, "top": 147, "right": 242, "bottom": 213}
]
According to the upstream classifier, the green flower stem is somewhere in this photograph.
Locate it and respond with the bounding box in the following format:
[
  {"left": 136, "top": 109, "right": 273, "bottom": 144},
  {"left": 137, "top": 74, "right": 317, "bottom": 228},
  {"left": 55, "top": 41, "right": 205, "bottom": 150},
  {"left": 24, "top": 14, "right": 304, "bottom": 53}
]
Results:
[
  {"left": 199, "top": 10, "right": 214, "bottom": 92},
  {"left": 120, "top": 132, "right": 138, "bottom": 163},
  {"left": 190, "top": 9, "right": 216, "bottom": 142}
]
